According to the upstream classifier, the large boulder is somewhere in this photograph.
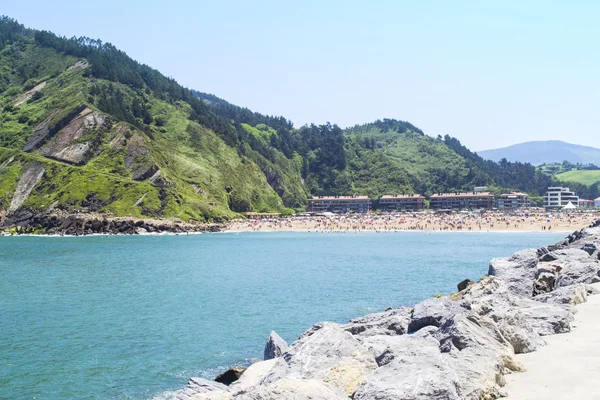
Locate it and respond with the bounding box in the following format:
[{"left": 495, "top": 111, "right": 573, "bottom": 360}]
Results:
[
  {"left": 263, "top": 331, "right": 288, "bottom": 360},
  {"left": 236, "top": 379, "right": 349, "bottom": 400},
  {"left": 407, "top": 297, "right": 469, "bottom": 333},
  {"left": 555, "top": 260, "right": 600, "bottom": 287},
  {"left": 353, "top": 337, "right": 460, "bottom": 400},
  {"left": 260, "top": 322, "right": 377, "bottom": 397},
  {"left": 357, "top": 334, "right": 441, "bottom": 367},
  {"left": 343, "top": 307, "right": 412, "bottom": 337},
  {"left": 230, "top": 359, "right": 277, "bottom": 394},
  {"left": 168, "top": 378, "right": 228, "bottom": 400},
  {"left": 516, "top": 299, "right": 574, "bottom": 336},
  {"left": 433, "top": 313, "right": 524, "bottom": 399},
  {"left": 458, "top": 276, "right": 545, "bottom": 354},
  {"left": 534, "top": 284, "right": 588, "bottom": 306},
  {"left": 488, "top": 248, "right": 538, "bottom": 297}
]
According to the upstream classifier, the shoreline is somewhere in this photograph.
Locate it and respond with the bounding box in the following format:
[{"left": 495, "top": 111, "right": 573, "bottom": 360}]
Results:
[{"left": 162, "top": 219, "right": 600, "bottom": 399}]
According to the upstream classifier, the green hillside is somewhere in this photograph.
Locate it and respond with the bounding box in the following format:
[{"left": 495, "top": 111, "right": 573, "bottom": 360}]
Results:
[
  {"left": 1, "top": 16, "right": 599, "bottom": 226},
  {"left": 556, "top": 170, "right": 600, "bottom": 186}
]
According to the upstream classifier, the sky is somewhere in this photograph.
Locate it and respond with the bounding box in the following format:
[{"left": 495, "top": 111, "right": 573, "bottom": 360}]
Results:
[{"left": 3, "top": 1, "right": 600, "bottom": 150}]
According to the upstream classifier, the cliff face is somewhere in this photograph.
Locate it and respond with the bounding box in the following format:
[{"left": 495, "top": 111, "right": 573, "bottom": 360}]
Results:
[{"left": 163, "top": 221, "right": 600, "bottom": 400}]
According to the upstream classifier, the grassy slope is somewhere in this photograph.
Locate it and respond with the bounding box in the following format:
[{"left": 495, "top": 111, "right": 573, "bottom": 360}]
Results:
[
  {"left": 0, "top": 41, "right": 291, "bottom": 221},
  {"left": 556, "top": 170, "right": 600, "bottom": 186},
  {"left": 345, "top": 124, "right": 470, "bottom": 197}
]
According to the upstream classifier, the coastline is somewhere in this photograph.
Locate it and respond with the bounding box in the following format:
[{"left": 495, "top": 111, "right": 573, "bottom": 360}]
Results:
[{"left": 161, "top": 219, "right": 600, "bottom": 399}]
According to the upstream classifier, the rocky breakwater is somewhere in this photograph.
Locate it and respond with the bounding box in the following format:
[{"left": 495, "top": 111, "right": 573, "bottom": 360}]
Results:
[
  {"left": 163, "top": 220, "right": 600, "bottom": 400},
  {"left": 0, "top": 209, "right": 224, "bottom": 235}
]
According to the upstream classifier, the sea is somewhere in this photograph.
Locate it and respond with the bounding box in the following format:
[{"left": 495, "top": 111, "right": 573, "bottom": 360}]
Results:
[{"left": 0, "top": 231, "right": 565, "bottom": 399}]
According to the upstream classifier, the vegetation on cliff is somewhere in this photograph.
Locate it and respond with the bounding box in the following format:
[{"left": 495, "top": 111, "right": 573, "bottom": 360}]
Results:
[{"left": 1, "top": 16, "right": 598, "bottom": 222}]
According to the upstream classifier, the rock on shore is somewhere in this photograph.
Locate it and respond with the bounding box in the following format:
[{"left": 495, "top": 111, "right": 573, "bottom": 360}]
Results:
[{"left": 165, "top": 220, "right": 600, "bottom": 400}]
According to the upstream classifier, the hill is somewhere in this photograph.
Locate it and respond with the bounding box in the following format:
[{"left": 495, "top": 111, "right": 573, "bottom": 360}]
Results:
[
  {"left": 478, "top": 140, "right": 600, "bottom": 166},
  {"left": 1, "top": 16, "right": 599, "bottom": 231},
  {"left": 556, "top": 170, "right": 600, "bottom": 186}
]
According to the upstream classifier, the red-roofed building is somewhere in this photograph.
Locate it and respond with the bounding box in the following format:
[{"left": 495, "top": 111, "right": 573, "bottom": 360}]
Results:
[
  {"left": 379, "top": 194, "right": 425, "bottom": 211},
  {"left": 497, "top": 192, "right": 530, "bottom": 209},
  {"left": 308, "top": 196, "right": 372, "bottom": 213},
  {"left": 579, "top": 199, "right": 595, "bottom": 209},
  {"left": 429, "top": 192, "right": 495, "bottom": 210}
]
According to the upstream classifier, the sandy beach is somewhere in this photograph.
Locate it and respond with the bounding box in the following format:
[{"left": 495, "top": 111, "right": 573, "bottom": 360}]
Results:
[
  {"left": 225, "top": 212, "right": 600, "bottom": 233},
  {"left": 504, "top": 282, "right": 600, "bottom": 399}
]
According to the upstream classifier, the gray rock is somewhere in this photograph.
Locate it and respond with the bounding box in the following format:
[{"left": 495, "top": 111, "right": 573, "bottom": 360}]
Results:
[
  {"left": 434, "top": 313, "right": 523, "bottom": 398},
  {"left": 263, "top": 331, "right": 288, "bottom": 360},
  {"left": 260, "top": 322, "right": 377, "bottom": 397},
  {"left": 229, "top": 359, "right": 277, "bottom": 395},
  {"left": 517, "top": 299, "right": 574, "bottom": 336},
  {"left": 532, "top": 265, "right": 560, "bottom": 296},
  {"left": 170, "top": 378, "right": 228, "bottom": 400},
  {"left": 7, "top": 163, "right": 45, "bottom": 214},
  {"left": 459, "top": 276, "right": 545, "bottom": 354},
  {"left": 353, "top": 342, "right": 460, "bottom": 400},
  {"left": 343, "top": 307, "right": 412, "bottom": 337},
  {"left": 580, "top": 242, "right": 598, "bottom": 256},
  {"left": 408, "top": 297, "right": 469, "bottom": 333},
  {"left": 357, "top": 334, "right": 441, "bottom": 367},
  {"left": 236, "top": 379, "right": 348, "bottom": 400},
  {"left": 534, "top": 284, "right": 588, "bottom": 306},
  {"left": 556, "top": 260, "right": 600, "bottom": 287},
  {"left": 488, "top": 248, "right": 539, "bottom": 297}
]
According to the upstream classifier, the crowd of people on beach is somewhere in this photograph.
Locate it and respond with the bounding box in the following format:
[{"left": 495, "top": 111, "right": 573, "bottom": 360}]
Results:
[{"left": 226, "top": 210, "right": 600, "bottom": 233}]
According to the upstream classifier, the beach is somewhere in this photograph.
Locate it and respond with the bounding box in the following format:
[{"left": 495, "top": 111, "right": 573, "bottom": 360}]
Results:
[{"left": 226, "top": 211, "right": 600, "bottom": 233}]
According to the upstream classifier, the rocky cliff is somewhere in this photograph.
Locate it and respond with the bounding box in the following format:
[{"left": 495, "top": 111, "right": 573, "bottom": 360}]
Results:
[{"left": 160, "top": 220, "right": 600, "bottom": 400}]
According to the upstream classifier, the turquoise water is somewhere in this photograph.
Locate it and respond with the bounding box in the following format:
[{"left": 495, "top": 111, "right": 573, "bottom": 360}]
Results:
[{"left": 0, "top": 231, "right": 564, "bottom": 399}]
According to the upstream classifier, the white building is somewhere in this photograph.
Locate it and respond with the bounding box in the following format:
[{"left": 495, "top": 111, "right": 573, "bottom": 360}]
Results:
[
  {"left": 544, "top": 187, "right": 579, "bottom": 209},
  {"left": 595, "top": 197, "right": 600, "bottom": 208},
  {"left": 497, "top": 192, "right": 530, "bottom": 209}
]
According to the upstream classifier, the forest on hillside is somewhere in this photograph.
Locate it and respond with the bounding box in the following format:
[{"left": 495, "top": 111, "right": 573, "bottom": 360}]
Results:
[{"left": 1, "top": 15, "right": 599, "bottom": 219}]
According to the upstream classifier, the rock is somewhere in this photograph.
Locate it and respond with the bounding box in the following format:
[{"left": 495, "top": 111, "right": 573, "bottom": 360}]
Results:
[
  {"left": 6, "top": 163, "right": 45, "bottom": 215},
  {"left": 532, "top": 265, "right": 560, "bottom": 296},
  {"left": 457, "top": 278, "right": 475, "bottom": 292},
  {"left": 260, "top": 322, "right": 377, "bottom": 397},
  {"left": 343, "top": 307, "right": 412, "bottom": 337},
  {"left": 263, "top": 331, "right": 288, "bottom": 360},
  {"left": 516, "top": 299, "right": 574, "bottom": 336},
  {"left": 357, "top": 334, "right": 441, "bottom": 367},
  {"left": 434, "top": 313, "right": 523, "bottom": 398},
  {"left": 534, "top": 284, "right": 588, "bottom": 306},
  {"left": 488, "top": 248, "right": 539, "bottom": 297},
  {"left": 407, "top": 297, "right": 469, "bottom": 333},
  {"left": 188, "top": 392, "right": 233, "bottom": 400},
  {"left": 236, "top": 379, "right": 348, "bottom": 400},
  {"left": 169, "top": 377, "right": 228, "bottom": 400},
  {"left": 353, "top": 344, "right": 459, "bottom": 400},
  {"left": 215, "top": 366, "right": 247, "bottom": 386},
  {"left": 580, "top": 242, "right": 598, "bottom": 256},
  {"left": 555, "top": 260, "right": 600, "bottom": 287},
  {"left": 229, "top": 359, "right": 277, "bottom": 394}
]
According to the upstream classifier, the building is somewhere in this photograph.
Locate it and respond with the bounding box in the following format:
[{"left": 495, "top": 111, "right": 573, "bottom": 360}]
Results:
[
  {"left": 474, "top": 186, "right": 488, "bottom": 193},
  {"left": 379, "top": 194, "right": 425, "bottom": 211},
  {"left": 429, "top": 192, "right": 495, "bottom": 210},
  {"left": 544, "top": 187, "right": 579, "bottom": 209},
  {"left": 308, "top": 196, "right": 372, "bottom": 213},
  {"left": 579, "top": 199, "right": 595, "bottom": 209},
  {"left": 596, "top": 197, "right": 600, "bottom": 208},
  {"left": 497, "top": 192, "right": 530, "bottom": 209}
]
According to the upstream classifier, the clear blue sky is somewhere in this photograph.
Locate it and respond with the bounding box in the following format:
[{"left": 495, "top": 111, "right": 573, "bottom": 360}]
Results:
[{"left": 4, "top": 1, "right": 600, "bottom": 150}]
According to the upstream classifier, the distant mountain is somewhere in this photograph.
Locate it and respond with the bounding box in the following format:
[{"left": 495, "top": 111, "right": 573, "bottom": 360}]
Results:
[{"left": 478, "top": 141, "right": 600, "bottom": 166}]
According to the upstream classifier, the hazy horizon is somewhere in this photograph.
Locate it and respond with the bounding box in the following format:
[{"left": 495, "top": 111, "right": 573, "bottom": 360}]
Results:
[{"left": 4, "top": 1, "right": 600, "bottom": 151}]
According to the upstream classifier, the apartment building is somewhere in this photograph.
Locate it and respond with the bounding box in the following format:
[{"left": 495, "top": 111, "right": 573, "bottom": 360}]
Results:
[
  {"left": 308, "top": 196, "right": 372, "bottom": 213},
  {"left": 429, "top": 192, "right": 495, "bottom": 210},
  {"left": 497, "top": 192, "right": 530, "bottom": 209},
  {"left": 544, "top": 187, "right": 579, "bottom": 209},
  {"left": 379, "top": 194, "right": 425, "bottom": 211}
]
